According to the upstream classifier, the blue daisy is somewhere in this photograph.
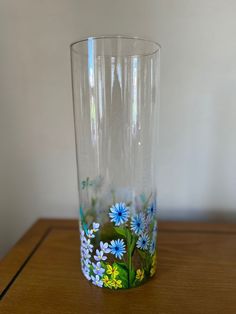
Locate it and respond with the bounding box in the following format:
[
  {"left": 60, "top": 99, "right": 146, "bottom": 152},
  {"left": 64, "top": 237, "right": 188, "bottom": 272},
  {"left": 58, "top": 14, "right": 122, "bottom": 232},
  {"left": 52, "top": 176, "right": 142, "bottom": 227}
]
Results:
[
  {"left": 109, "top": 203, "right": 129, "bottom": 226},
  {"left": 136, "top": 233, "right": 150, "bottom": 250},
  {"left": 109, "top": 239, "right": 126, "bottom": 259},
  {"left": 131, "top": 213, "right": 145, "bottom": 235},
  {"left": 147, "top": 203, "right": 157, "bottom": 221},
  {"left": 149, "top": 238, "right": 156, "bottom": 255}
]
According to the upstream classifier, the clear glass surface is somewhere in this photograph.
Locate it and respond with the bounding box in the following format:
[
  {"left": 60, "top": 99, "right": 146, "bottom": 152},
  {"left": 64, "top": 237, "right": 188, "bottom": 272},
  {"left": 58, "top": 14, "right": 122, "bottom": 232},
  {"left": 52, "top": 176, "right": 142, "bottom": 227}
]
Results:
[{"left": 71, "top": 35, "right": 160, "bottom": 289}]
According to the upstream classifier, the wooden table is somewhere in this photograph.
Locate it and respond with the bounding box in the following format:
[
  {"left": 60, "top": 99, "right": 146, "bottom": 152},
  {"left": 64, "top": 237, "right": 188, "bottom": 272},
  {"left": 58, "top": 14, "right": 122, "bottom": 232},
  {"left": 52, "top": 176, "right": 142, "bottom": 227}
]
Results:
[{"left": 0, "top": 219, "right": 236, "bottom": 314}]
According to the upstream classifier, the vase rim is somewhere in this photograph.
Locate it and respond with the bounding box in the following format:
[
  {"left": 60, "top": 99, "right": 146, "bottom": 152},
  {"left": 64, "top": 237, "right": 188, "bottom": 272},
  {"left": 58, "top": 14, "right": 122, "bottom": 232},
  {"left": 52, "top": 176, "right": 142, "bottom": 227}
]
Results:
[{"left": 70, "top": 35, "right": 161, "bottom": 57}]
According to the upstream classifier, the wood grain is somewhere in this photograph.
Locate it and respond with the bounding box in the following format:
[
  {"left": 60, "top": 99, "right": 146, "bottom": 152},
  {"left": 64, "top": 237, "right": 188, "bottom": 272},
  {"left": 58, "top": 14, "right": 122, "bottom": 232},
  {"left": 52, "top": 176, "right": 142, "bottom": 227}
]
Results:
[
  {"left": 0, "top": 219, "right": 77, "bottom": 296},
  {"left": 0, "top": 219, "right": 236, "bottom": 314}
]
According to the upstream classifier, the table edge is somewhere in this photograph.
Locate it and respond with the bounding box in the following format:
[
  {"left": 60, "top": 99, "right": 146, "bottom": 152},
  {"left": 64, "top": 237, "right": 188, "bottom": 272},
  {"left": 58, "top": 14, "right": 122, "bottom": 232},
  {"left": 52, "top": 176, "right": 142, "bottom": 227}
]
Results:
[{"left": 1, "top": 218, "right": 236, "bottom": 301}]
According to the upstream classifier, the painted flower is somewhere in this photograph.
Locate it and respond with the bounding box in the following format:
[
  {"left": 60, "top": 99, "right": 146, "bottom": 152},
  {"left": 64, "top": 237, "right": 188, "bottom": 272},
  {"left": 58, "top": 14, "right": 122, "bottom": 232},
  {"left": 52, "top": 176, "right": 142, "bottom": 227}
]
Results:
[
  {"left": 82, "top": 264, "right": 90, "bottom": 273},
  {"left": 87, "top": 229, "right": 95, "bottom": 238},
  {"left": 94, "top": 249, "right": 107, "bottom": 261},
  {"left": 100, "top": 241, "right": 111, "bottom": 254},
  {"left": 82, "top": 266, "right": 91, "bottom": 280},
  {"left": 106, "top": 264, "right": 119, "bottom": 278},
  {"left": 84, "top": 258, "right": 91, "bottom": 268},
  {"left": 80, "top": 246, "right": 85, "bottom": 258},
  {"left": 149, "top": 237, "right": 156, "bottom": 255},
  {"left": 80, "top": 230, "right": 87, "bottom": 247},
  {"left": 150, "top": 267, "right": 156, "bottom": 277},
  {"left": 91, "top": 275, "right": 103, "bottom": 287},
  {"left": 83, "top": 248, "right": 91, "bottom": 260},
  {"left": 136, "top": 233, "right": 150, "bottom": 250},
  {"left": 92, "top": 222, "right": 100, "bottom": 232},
  {"left": 92, "top": 262, "right": 105, "bottom": 276},
  {"left": 131, "top": 213, "right": 145, "bottom": 235},
  {"left": 150, "top": 253, "right": 157, "bottom": 277},
  {"left": 109, "top": 239, "right": 126, "bottom": 259},
  {"left": 102, "top": 275, "right": 113, "bottom": 288},
  {"left": 153, "top": 220, "right": 158, "bottom": 234},
  {"left": 81, "top": 236, "right": 86, "bottom": 246},
  {"left": 111, "top": 278, "right": 122, "bottom": 289},
  {"left": 82, "top": 238, "right": 93, "bottom": 253},
  {"left": 136, "top": 269, "right": 144, "bottom": 281},
  {"left": 152, "top": 253, "right": 157, "bottom": 267},
  {"left": 147, "top": 203, "right": 156, "bottom": 221},
  {"left": 80, "top": 229, "right": 85, "bottom": 238},
  {"left": 109, "top": 203, "right": 129, "bottom": 226}
]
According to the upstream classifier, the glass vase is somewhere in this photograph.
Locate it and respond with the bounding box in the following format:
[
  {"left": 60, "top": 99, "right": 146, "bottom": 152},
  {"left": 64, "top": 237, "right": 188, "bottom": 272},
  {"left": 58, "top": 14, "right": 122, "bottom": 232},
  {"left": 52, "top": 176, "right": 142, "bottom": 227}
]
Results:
[{"left": 70, "top": 35, "right": 160, "bottom": 289}]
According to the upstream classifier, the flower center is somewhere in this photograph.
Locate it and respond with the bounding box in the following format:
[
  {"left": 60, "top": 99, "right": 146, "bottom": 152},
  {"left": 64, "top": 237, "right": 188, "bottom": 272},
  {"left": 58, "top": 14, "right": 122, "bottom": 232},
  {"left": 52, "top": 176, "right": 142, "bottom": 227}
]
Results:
[
  {"left": 115, "top": 246, "right": 119, "bottom": 251},
  {"left": 137, "top": 222, "right": 140, "bottom": 227},
  {"left": 118, "top": 211, "right": 122, "bottom": 216},
  {"left": 142, "top": 240, "right": 146, "bottom": 245}
]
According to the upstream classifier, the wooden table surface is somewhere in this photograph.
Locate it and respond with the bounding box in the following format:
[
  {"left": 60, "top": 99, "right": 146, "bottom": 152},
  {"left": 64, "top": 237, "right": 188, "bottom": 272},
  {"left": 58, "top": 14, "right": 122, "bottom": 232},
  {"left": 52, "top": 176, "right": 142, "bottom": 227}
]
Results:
[{"left": 0, "top": 219, "right": 236, "bottom": 314}]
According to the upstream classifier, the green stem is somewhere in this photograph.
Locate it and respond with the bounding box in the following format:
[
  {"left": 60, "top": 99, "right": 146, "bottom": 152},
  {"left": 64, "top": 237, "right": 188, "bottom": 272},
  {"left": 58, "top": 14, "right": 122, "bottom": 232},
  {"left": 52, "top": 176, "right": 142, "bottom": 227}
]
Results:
[
  {"left": 127, "top": 231, "right": 132, "bottom": 288},
  {"left": 142, "top": 192, "right": 152, "bottom": 210}
]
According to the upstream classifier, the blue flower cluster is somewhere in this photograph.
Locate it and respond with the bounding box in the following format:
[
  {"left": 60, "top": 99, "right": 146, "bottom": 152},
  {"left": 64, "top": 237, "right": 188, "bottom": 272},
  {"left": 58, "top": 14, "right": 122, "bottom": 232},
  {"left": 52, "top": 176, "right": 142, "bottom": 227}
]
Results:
[
  {"left": 80, "top": 221, "right": 127, "bottom": 287},
  {"left": 109, "top": 202, "right": 157, "bottom": 254},
  {"left": 80, "top": 199, "right": 158, "bottom": 288},
  {"left": 80, "top": 222, "right": 101, "bottom": 281}
]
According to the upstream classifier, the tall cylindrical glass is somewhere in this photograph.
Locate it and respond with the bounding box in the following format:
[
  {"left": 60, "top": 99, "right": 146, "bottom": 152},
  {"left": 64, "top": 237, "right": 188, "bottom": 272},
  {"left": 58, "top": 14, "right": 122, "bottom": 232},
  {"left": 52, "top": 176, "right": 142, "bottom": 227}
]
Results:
[{"left": 71, "top": 36, "right": 160, "bottom": 289}]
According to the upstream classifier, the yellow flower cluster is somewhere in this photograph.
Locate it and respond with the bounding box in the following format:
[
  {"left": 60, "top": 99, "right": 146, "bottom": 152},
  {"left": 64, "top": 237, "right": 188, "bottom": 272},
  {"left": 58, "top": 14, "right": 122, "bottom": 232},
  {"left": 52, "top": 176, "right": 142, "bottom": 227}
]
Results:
[
  {"left": 102, "top": 264, "right": 122, "bottom": 289},
  {"left": 136, "top": 269, "right": 144, "bottom": 281},
  {"left": 150, "top": 253, "right": 157, "bottom": 277}
]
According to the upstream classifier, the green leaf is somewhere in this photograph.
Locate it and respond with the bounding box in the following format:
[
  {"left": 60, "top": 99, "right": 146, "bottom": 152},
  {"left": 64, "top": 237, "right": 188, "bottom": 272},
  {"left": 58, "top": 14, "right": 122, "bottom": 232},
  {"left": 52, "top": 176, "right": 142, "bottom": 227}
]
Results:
[
  {"left": 130, "top": 268, "right": 136, "bottom": 285},
  {"left": 141, "top": 192, "right": 153, "bottom": 210},
  {"left": 140, "top": 193, "right": 146, "bottom": 203},
  {"left": 137, "top": 248, "right": 146, "bottom": 258},
  {"left": 114, "top": 227, "right": 127, "bottom": 237},
  {"left": 100, "top": 261, "right": 107, "bottom": 269},
  {"left": 137, "top": 249, "right": 152, "bottom": 272},
  {"left": 114, "top": 262, "right": 129, "bottom": 289},
  {"left": 130, "top": 235, "right": 138, "bottom": 256},
  {"left": 79, "top": 206, "right": 88, "bottom": 234},
  {"left": 89, "top": 264, "right": 93, "bottom": 275}
]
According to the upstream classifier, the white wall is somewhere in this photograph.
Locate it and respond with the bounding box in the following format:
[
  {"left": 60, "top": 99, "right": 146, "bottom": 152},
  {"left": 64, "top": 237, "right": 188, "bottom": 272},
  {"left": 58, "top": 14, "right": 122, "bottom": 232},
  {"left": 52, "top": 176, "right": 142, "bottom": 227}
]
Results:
[{"left": 1, "top": 0, "right": 236, "bottom": 258}]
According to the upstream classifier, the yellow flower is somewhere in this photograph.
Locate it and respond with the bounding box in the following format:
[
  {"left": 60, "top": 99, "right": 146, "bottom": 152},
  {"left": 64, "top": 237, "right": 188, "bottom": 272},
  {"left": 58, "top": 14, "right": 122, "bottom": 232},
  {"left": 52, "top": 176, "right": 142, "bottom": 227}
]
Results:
[
  {"left": 102, "top": 275, "right": 113, "bottom": 288},
  {"left": 136, "top": 269, "right": 144, "bottom": 281},
  {"left": 150, "top": 253, "right": 157, "bottom": 277},
  {"left": 111, "top": 278, "right": 122, "bottom": 289},
  {"left": 152, "top": 253, "right": 157, "bottom": 267},
  {"left": 150, "top": 267, "right": 156, "bottom": 277},
  {"left": 106, "top": 264, "right": 119, "bottom": 278}
]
